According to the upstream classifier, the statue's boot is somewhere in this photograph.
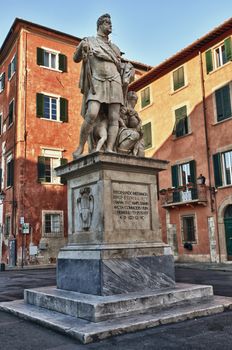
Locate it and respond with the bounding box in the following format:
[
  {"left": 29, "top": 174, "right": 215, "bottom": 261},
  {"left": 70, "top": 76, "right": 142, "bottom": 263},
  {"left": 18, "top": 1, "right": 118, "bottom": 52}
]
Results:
[
  {"left": 105, "top": 125, "right": 119, "bottom": 153},
  {"left": 73, "top": 120, "right": 94, "bottom": 159}
]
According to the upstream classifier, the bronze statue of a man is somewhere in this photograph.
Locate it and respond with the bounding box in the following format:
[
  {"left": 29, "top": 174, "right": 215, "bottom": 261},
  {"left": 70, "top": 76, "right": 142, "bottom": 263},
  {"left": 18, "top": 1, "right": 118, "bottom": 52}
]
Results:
[{"left": 73, "top": 13, "right": 124, "bottom": 158}]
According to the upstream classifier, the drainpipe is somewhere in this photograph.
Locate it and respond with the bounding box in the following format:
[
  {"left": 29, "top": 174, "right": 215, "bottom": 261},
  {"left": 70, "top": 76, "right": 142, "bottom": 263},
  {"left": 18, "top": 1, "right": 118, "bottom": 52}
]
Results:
[{"left": 198, "top": 51, "right": 221, "bottom": 262}]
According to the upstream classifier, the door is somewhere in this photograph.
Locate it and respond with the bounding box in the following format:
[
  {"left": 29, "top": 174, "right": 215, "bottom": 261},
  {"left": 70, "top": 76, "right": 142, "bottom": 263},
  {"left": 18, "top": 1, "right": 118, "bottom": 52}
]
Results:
[
  {"left": 224, "top": 205, "right": 232, "bottom": 260},
  {"left": 225, "top": 218, "right": 232, "bottom": 260}
]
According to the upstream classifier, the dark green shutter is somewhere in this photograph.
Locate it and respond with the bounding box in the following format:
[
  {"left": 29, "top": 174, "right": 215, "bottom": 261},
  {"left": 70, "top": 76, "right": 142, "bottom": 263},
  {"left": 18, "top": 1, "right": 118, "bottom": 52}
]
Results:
[
  {"left": 60, "top": 158, "right": 68, "bottom": 184},
  {"left": 10, "top": 160, "right": 14, "bottom": 187},
  {"left": 173, "top": 67, "right": 184, "bottom": 91},
  {"left": 189, "top": 160, "right": 197, "bottom": 199},
  {"left": 38, "top": 156, "right": 46, "bottom": 182},
  {"left": 8, "top": 63, "right": 11, "bottom": 80},
  {"left": 213, "top": 153, "right": 222, "bottom": 187},
  {"left": 142, "top": 122, "right": 152, "bottom": 149},
  {"left": 37, "top": 48, "right": 44, "bottom": 66},
  {"left": 7, "top": 159, "right": 14, "bottom": 187},
  {"left": 2, "top": 72, "right": 5, "bottom": 90},
  {"left": 171, "top": 165, "right": 180, "bottom": 202},
  {"left": 205, "top": 49, "right": 213, "bottom": 74},
  {"left": 215, "top": 85, "right": 231, "bottom": 121},
  {"left": 174, "top": 106, "right": 187, "bottom": 136},
  {"left": 36, "top": 93, "right": 44, "bottom": 118},
  {"left": 141, "top": 87, "right": 150, "bottom": 108},
  {"left": 59, "top": 54, "right": 67, "bottom": 72},
  {"left": 8, "top": 101, "right": 14, "bottom": 125},
  {"left": 13, "top": 55, "right": 17, "bottom": 73},
  {"left": 0, "top": 168, "right": 2, "bottom": 190},
  {"left": 60, "top": 98, "right": 68, "bottom": 122},
  {"left": 224, "top": 37, "right": 232, "bottom": 61}
]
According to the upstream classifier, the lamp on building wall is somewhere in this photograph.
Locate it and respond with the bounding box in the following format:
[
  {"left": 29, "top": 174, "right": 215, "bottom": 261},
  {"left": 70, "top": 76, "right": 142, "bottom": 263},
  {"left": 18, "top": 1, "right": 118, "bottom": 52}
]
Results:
[
  {"left": 0, "top": 190, "right": 17, "bottom": 207},
  {"left": 197, "top": 174, "right": 206, "bottom": 185}
]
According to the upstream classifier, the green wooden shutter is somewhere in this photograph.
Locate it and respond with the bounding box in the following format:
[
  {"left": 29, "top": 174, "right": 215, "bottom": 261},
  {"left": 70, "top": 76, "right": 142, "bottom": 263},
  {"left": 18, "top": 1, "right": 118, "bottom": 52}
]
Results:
[
  {"left": 173, "top": 67, "right": 184, "bottom": 91},
  {"left": 189, "top": 160, "right": 197, "bottom": 199},
  {"left": 0, "top": 168, "right": 2, "bottom": 190},
  {"left": 8, "top": 101, "right": 14, "bottom": 125},
  {"left": 13, "top": 55, "right": 17, "bottom": 73},
  {"left": 37, "top": 156, "right": 46, "bottom": 182},
  {"left": 2, "top": 72, "right": 5, "bottom": 90},
  {"left": 8, "top": 63, "right": 11, "bottom": 80},
  {"left": 141, "top": 87, "right": 150, "bottom": 108},
  {"left": 205, "top": 49, "right": 213, "bottom": 74},
  {"left": 174, "top": 106, "right": 187, "bottom": 137},
  {"left": 215, "top": 85, "right": 231, "bottom": 121},
  {"left": 142, "top": 122, "right": 152, "bottom": 149},
  {"left": 60, "top": 98, "right": 68, "bottom": 122},
  {"left": 60, "top": 158, "right": 68, "bottom": 184},
  {"left": 36, "top": 93, "right": 44, "bottom": 118},
  {"left": 171, "top": 165, "right": 180, "bottom": 202},
  {"left": 224, "top": 37, "right": 232, "bottom": 61},
  {"left": 37, "top": 48, "right": 44, "bottom": 65},
  {"left": 59, "top": 54, "right": 67, "bottom": 72},
  {"left": 213, "top": 153, "right": 222, "bottom": 187},
  {"left": 7, "top": 159, "right": 14, "bottom": 187},
  {"left": 173, "top": 69, "right": 179, "bottom": 90}
]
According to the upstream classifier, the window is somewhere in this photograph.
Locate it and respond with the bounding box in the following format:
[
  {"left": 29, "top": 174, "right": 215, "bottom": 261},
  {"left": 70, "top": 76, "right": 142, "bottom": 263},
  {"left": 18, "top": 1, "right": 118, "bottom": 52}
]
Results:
[
  {"left": 174, "top": 105, "right": 189, "bottom": 137},
  {"left": 182, "top": 215, "right": 196, "bottom": 242},
  {"left": 8, "top": 55, "right": 16, "bottom": 80},
  {"left": 42, "top": 211, "right": 63, "bottom": 237},
  {"left": 141, "top": 87, "right": 150, "bottom": 109},
  {"left": 214, "top": 44, "right": 227, "bottom": 68},
  {"left": 37, "top": 48, "right": 67, "bottom": 72},
  {"left": 205, "top": 37, "right": 232, "bottom": 74},
  {"left": 0, "top": 73, "right": 5, "bottom": 92},
  {"left": 6, "top": 154, "right": 14, "bottom": 188},
  {"left": 5, "top": 215, "right": 11, "bottom": 237},
  {"left": 8, "top": 100, "right": 14, "bottom": 126},
  {"left": 38, "top": 149, "right": 67, "bottom": 184},
  {"left": 171, "top": 160, "right": 196, "bottom": 202},
  {"left": 213, "top": 150, "right": 232, "bottom": 187},
  {"left": 215, "top": 84, "right": 231, "bottom": 122},
  {"left": 142, "top": 122, "right": 152, "bottom": 149},
  {"left": 173, "top": 66, "right": 185, "bottom": 91},
  {"left": 36, "top": 93, "right": 68, "bottom": 122}
]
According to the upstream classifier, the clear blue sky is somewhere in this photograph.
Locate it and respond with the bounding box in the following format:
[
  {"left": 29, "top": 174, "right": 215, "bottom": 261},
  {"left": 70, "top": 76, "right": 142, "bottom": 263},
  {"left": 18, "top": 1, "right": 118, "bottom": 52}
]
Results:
[{"left": 1, "top": 0, "right": 232, "bottom": 66}]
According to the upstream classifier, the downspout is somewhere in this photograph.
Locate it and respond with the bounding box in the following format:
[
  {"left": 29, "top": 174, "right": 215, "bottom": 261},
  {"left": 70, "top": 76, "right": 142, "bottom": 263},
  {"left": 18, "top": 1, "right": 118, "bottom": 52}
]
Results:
[
  {"left": 21, "top": 31, "right": 28, "bottom": 268},
  {"left": 198, "top": 51, "right": 221, "bottom": 262}
]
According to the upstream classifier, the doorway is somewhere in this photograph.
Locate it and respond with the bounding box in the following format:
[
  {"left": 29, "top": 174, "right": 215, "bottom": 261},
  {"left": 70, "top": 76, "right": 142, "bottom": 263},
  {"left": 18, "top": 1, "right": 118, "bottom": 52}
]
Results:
[{"left": 224, "top": 205, "right": 232, "bottom": 260}]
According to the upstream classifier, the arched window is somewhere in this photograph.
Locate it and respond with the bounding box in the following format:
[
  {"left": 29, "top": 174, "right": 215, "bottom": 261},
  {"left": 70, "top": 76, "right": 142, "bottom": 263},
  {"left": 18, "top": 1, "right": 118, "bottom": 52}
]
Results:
[{"left": 225, "top": 205, "right": 232, "bottom": 218}]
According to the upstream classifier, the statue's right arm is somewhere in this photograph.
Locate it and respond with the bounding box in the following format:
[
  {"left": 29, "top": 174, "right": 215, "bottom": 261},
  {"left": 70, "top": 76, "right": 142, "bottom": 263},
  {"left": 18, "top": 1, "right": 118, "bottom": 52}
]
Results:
[{"left": 73, "top": 41, "right": 83, "bottom": 63}]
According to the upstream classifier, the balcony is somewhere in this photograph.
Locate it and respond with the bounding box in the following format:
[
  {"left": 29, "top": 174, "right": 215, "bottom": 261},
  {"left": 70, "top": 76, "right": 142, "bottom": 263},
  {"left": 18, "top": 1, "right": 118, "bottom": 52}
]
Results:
[{"left": 159, "top": 184, "right": 208, "bottom": 208}]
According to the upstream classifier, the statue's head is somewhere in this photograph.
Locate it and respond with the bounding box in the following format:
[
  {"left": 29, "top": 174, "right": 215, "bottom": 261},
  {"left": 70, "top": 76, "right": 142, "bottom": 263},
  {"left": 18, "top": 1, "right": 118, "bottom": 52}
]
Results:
[{"left": 97, "top": 14, "right": 112, "bottom": 34}]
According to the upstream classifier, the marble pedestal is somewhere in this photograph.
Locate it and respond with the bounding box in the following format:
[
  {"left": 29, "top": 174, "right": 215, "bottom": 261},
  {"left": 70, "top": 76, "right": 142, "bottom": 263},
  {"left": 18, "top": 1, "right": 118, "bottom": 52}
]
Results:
[
  {"left": 55, "top": 152, "right": 175, "bottom": 296},
  {"left": 2, "top": 152, "right": 232, "bottom": 343}
]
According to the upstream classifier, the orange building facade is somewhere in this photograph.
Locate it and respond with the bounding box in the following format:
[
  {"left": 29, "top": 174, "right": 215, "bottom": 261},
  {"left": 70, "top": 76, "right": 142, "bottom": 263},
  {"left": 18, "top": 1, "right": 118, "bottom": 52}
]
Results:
[
  {"left": 131, "top": 18, "right": 232, "bottom": 263},
  {"left": 0, "top": 19, "right": 150, "bottom": 267}
]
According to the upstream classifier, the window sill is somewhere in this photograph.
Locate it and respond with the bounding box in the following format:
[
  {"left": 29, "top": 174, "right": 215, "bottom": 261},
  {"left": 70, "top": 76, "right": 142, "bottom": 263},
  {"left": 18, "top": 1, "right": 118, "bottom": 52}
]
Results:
[
  {"left": 182, "top": 241, "right": 197, "bottom": 245},
  {"left": 140, "top": 102, "right": 153, "bottom": 112},
  {"left": 39, "top": 65, "right": 62, "bottom": 73},
  {"left": 208, "top": 60, "right": 231, "bottom": 75},
  {"left": 172, "top": 131, "right": 192, "bottom": 140},
  {"left": 170, "top": 84, "right": 189, "bottom": 95},
  {"left": 212, "top": 116, "right": 232, "bottom": 126},
  {"left": 40, "top": 118, "right": 63, "bottom": 123},
  {"left": 40, "top": 182, "right": 63, "bottom": 186},
  {"left": 217, "top": 184, "right": 232, "bottom": 190}
]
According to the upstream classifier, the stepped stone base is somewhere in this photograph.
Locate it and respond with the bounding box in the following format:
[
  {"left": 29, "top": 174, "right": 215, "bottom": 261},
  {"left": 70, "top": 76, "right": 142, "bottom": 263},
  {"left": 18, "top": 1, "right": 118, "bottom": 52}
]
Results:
[{"left": 1, "top": 283, "right": 232, "bottom": 344}]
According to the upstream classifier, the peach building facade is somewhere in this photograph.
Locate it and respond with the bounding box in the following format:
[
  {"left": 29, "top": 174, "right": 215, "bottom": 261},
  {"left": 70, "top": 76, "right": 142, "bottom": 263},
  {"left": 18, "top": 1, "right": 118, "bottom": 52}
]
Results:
[{"left": 131, "top": 18, "right": 232, "bottom": 262}]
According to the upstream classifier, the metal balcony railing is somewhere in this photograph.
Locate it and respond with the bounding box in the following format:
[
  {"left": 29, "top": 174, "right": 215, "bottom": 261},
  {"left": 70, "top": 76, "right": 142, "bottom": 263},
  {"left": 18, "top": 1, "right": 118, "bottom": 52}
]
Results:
[{"left": 159, "top": 184, "right": 208, "bottom": 207}]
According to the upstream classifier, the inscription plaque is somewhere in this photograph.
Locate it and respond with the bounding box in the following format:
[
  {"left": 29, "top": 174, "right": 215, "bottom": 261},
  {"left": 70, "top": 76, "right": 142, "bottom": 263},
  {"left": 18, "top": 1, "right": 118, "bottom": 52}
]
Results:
[{"left": 112, "top": 182, "right": 151, "bottom": 230}]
